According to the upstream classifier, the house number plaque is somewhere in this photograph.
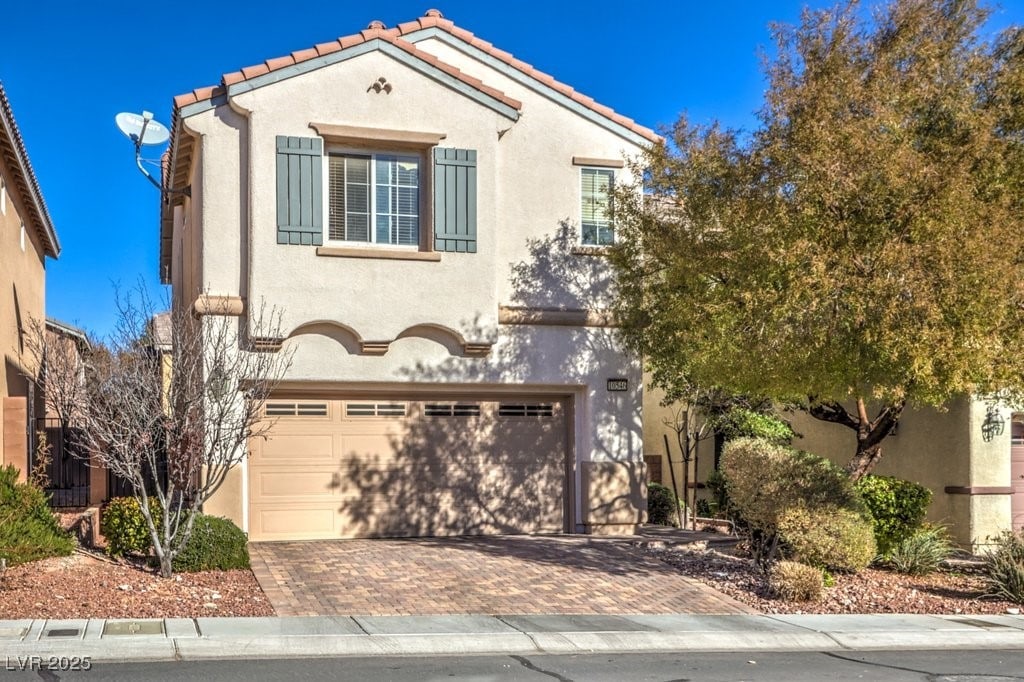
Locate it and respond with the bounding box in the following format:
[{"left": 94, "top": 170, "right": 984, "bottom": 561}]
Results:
[{"left": 607, "top": 378, "right": 628, "bottom": 392}]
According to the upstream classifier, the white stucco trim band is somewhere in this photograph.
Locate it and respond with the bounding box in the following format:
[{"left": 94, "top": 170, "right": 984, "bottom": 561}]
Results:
[
  {"left": 498, "top": 305, "right": 618, "bottom": 327},
  {"left": 221, "top": 40, "right": 521, "bottom": 121},
  {"left": 310, "top": 123, "right": 446, "bottom": 149},
  {"left": 572, "top": 157, "right": 625, "bottom": 168},
  {"left": 406, "top": 28, "right": 654, "bottom": 147}
]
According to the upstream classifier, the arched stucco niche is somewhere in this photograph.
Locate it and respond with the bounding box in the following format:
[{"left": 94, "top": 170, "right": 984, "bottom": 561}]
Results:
[
  {"left": 395, "top": 324, "right": 469, "bottom": 357},
  {"left": 285, "top": 320, "right": 363, "bottom": 355}
]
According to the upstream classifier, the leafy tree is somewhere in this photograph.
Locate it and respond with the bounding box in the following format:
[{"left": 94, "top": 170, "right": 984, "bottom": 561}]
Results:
[{"left": 611, "top": 0, "right": 1024, "bottom": 479}]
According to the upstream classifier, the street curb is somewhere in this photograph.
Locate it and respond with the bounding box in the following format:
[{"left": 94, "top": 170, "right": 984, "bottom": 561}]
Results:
[{"left": 2, "top": 614, "right": 1023, "bottom": 663}]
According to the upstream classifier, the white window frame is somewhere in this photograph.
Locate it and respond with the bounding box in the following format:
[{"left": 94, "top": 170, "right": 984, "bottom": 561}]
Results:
[
  {"left": 20, "top": 221, "right": 25, "bottom": 252},
  {"left": 580, "top": 167, "right": 615, "bottom": 246},
  {"left": 0, "top": 175, "right": 6, "bottom": 215},
  {"left": 324, "top": 148, "right": 423, "bottom": 249}
]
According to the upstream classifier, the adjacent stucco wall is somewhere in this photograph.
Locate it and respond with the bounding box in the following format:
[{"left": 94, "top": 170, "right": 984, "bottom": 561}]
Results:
[
  {"left": 178, "top": 40, "right": 647, "bottom": 533},
  {"left": 790, "top": 397, "right": 1014, "bottom": 548},
  {"left": 641, "top": 379, "right": 720, "bottom": 511},
  {"left": 643, "top": 379, "right": 1015, "bottom": 546},
  {"left": 966, "top": 400, "right": 1013, "bottom": 548},
  {"left": 0, "top": 161, "right": 46, "bottom": 469}
]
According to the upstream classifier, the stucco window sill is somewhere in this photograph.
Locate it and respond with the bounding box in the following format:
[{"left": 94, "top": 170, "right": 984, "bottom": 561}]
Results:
[
  {"left": 571, "top": 246, "right": 613, "bottom": 257},
  {"left": 316, "top": 246, "right": 442, "bottom": 262}
]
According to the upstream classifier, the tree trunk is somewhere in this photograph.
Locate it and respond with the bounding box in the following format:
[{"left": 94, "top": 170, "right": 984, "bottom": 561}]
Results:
[
  {"left": 846, "top": 438, "right": 884, "bottom": 482},
  {"left": 807, "top": 397, "right": 906, "bottom": 481}
]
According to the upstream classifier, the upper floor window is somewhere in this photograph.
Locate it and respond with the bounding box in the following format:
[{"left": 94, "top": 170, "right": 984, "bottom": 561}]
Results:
[
  {"left": 581, "top": 167, "right": 614, "bottom": 246},
  {"left": 327, "top": 152, "right": 420, "bottom": 247},
  {"left": 20, "top": 221, "right": 25, "bottom": 252},
  {"left": 0, "top": 175, "right": 6, "bottom": 215}
]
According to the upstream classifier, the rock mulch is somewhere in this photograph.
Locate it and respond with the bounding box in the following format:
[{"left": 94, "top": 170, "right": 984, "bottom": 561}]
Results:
[
  {"left": 642, "top": 543, "right": 1023, "bottom": 615},
  {"left": 0, "top": 551, "right": 274, "bottom": 619}
]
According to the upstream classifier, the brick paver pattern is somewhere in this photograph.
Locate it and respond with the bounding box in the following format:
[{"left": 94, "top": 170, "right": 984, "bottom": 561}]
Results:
[{"left": 249, "top": 536, "right": 753, "bottom": 616}]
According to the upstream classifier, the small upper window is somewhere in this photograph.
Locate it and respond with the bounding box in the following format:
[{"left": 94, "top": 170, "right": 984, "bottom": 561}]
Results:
[
  {"left": 0, "top": 176, "right": 6, "bottom": 215},
  {"left": 328, "top": 152, "right": 420, "bottom": 247},
  {"left": 20, "top": 222, "right": 25, "bottom": 252},
  {"left": 581, "top": 168, "right": 614, "bottom": 246}
]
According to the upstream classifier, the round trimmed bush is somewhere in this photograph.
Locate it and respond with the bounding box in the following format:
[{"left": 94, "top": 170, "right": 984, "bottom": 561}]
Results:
[
  {"left": 778, "top": 505, "right": 877, "bottom": 573},
  {"left": 854, "top": 475, "right": 932, "bottom": 557},
  {"left": 172, "top": 514, "right": 250, "bottom": 572},
  {"left": 647, "top": 482, "right": 683, "bottom": 526},
  {"left": 721, "top": 437, "right": 866, "bottom": 532},
  {"left": 711, "top": 408, "right": 795, "bottom": 445},
  {"left": 769, "top": 561, "right": 824, "bottom": 602},
  {"left": 101, "top": 496, "right": 161, "bottom": 558}
]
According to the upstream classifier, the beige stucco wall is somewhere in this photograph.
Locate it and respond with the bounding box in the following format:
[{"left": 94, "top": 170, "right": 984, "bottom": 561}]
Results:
[
  {"left": 176, "top": 40, "right": 648, "bottom": 533},
  {"left": 0, "top": 161, "right": 46, "bottom": 469},
  {"left": 642, "top": 379, "right": 720, "bottom": 511},
  {"left": 644, "top": 379, "right": 1016, "bottom": 547}
]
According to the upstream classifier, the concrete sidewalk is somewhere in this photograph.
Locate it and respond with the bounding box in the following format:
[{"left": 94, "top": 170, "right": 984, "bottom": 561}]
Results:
[{"left": 2, "top": 614, "right": 1024, "bottom": 663}]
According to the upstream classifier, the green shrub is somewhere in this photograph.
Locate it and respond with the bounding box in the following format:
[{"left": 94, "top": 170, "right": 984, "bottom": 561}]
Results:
[
  {"left": 721, "top": 438, "right": 866, "bottom": 532},
  {"left": 982, "top": 530, "right": 1024, "bottom": 604},
  {"left": 172, "top": 515, "right": 250, "bottom": 572},
  {"left": 769, "top": 561, "right": 824, "bottom": 602},
  {"left": 855, "top": 475, "right": 932, "bottom": 557},
  {"left": 711, "top": 408, "right": 795, "bottom": 445},
  {"left": 0, "top": 465, "right": 73, "bottom": 566},
  {"left": 102, "top": 496, "right": 161, "bottom": 558},
  {"left": 889, "top": 525, "right": 954, "bottom": 576},
  {"left": 777, "top": 505, "right": 877, "bottom": 573},
  {"left": 705, "top": 469, "right": 735, "bottom": 521},
  {"left": 647, "top": 482, "right": 683, "bottom": 526}
]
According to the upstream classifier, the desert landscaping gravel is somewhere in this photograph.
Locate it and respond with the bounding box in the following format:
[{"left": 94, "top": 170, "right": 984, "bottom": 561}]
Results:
[
  {"left": 644, "top": 543, "right": 1023, "bottom": 615},
  {"left": 0, "top": 551, "right": 274, "bottom": 619}
]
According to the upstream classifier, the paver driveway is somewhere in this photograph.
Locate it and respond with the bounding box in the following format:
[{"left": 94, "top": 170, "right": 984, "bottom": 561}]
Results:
[{"left": 249, "top": 536, "right": 753, "bottom": 616}]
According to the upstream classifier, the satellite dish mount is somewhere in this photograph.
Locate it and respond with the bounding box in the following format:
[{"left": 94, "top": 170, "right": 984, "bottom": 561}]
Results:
[{"left": 115, "top": 111, "right": 188, "bottom": 196}]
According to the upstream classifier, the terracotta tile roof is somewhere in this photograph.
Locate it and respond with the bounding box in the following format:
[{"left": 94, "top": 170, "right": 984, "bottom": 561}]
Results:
[
  {"left": 173, "top": 23, "right": 521, "bottom": 113},
  {"left": 406, "top": 10, "right": 660, "bottom": 142},
  {"left": 172, "top": 10, "right": 658, "bottom": 143},
  {"left": 0, "top": 82, "right": 59, "bottom": 258}
]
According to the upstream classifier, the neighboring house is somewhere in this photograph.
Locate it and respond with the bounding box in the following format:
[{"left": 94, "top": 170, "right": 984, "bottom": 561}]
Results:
[
  {"left": 161, "top": 10, "right": 659, "bottom": 540},
  {"left": 644, "top": 388, "right": 1022, "bottom": 549},
  {"left": 39, "top": 318, "right": 97, "bottom": 507},
  {"left": 0, "top": 82, "right": 60, "bottom": 481}
]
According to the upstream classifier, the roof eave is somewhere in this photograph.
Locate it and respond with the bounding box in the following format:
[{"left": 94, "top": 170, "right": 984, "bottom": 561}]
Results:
[{"left": 0, "top": 84, "right": 60, "bottom": 258}]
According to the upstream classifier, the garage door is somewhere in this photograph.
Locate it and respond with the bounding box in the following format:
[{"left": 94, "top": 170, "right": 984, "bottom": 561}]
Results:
[{"left": 248, "top": 396, "right": 569, "bottom": 540}]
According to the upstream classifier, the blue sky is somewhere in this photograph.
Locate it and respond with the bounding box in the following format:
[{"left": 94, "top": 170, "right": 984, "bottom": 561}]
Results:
[{"left": 3, "top": 0, "right": 1022, "bottom": 337}]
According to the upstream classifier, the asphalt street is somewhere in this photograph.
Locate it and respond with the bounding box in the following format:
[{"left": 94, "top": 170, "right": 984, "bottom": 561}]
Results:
[{"left": 4, "top": 650, "right": 1024, "bottom": 681}]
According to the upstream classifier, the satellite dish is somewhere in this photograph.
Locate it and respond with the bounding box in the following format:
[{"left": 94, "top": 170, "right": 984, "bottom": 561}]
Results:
[
  {"left": 115, "top": 111, "right": 170, "bottom": 146},
  {"left": 115, "top": 110, "right": 187, "bottom": 195}
]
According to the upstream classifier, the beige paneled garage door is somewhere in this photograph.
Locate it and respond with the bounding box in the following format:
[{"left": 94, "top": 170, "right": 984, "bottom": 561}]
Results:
[{"left": 248, "top": 396, "right": 569, "bottom": 541}]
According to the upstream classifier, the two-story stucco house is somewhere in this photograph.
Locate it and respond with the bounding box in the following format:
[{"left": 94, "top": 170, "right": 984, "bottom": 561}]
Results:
[
  {"left": 161, "top": 10, "right": 659, "bottom": 541},
  {"left": 0, "top": 82, "right": 60, "bottom": 480}
]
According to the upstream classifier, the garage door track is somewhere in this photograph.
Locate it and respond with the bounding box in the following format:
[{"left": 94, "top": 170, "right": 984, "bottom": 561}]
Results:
[{"left": 249, "top": 535, "right": 752, "bottom": 616}]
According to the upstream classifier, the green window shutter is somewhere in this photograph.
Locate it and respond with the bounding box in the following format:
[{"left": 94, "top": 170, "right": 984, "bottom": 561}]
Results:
[
  {"left": 433, "top": 148, "right": 477, "bottom": 253},
  {"left": 276, "top": 136, "right": 323, "bottom": 246}
]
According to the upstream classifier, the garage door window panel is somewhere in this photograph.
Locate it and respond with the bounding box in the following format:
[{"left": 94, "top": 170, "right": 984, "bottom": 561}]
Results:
[
  {"left": 264, "top": 401, "right": 329, "bottom": 418},
  {"left": 345, "top": 402, "right": 408, "bottom": 418},
  {"left": 424, "top": 403, "right": 482, "bottom": 417}
]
